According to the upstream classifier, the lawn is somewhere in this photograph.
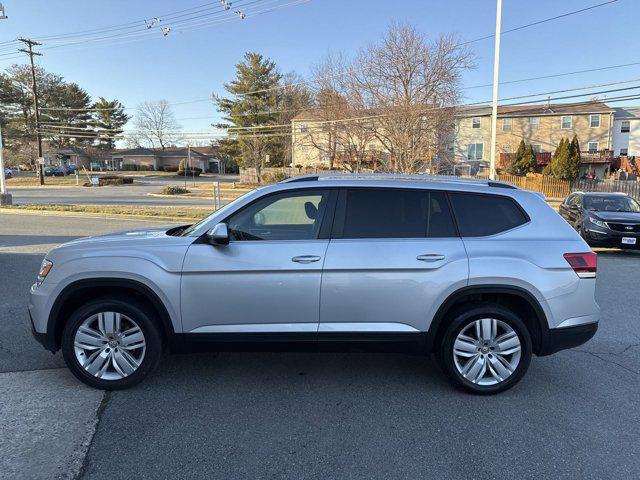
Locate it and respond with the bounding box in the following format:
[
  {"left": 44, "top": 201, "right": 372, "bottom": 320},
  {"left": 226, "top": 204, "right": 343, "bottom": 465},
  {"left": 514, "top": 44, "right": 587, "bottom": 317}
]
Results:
[{"left": 0, "top": 204, "right": 213, "bottom": 221}]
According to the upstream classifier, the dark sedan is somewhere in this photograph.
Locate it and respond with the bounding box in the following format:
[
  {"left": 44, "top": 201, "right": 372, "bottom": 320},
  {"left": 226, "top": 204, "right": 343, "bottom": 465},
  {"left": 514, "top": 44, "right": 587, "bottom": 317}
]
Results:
[
  {"left": 559, "top": 192, "right": 640, "bottom": 249},
  {"left": 44, "top": 166, "right": 65, "bottom": 177}
]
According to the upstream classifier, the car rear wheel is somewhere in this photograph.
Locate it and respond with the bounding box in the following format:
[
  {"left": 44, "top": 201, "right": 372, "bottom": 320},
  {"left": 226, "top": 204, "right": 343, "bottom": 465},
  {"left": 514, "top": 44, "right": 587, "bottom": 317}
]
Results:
[
  {"left": 61, "top": 297, "right": 163, "bottom": 390},
  {"left": 438, "top": 303, "right": 532, "bottom": 394}
]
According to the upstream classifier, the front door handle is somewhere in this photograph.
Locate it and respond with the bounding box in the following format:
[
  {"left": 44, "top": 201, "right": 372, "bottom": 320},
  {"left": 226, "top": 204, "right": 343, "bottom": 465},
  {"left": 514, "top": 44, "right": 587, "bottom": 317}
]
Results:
[
  {"left": 417, "top": 254, "right": 445, "bottom": 262},
  {"left": 292, "top": 255, "right": 321, "bottom": 264}
]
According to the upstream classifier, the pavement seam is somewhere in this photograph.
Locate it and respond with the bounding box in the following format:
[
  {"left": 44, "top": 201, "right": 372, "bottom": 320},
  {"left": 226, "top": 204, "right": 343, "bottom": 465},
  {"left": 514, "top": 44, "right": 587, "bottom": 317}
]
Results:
[
  {"left": 74, "top": 391, "right": 111, "bottom": 480},
  {"left": 570, "top": 349, "right": 640, "bottom": 375}
]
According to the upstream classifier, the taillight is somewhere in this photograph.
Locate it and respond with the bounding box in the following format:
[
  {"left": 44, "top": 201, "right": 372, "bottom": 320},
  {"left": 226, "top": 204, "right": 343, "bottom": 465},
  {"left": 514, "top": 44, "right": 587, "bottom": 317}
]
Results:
[{"left": 563, "top": 252, "right": 597, "bottom": 279}]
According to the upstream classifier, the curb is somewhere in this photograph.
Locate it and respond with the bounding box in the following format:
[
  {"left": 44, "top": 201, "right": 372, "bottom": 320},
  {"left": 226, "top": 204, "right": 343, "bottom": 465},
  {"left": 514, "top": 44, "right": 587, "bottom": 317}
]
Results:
[{"left": 0, "top": 208, "right": 202, "bottom": 222}]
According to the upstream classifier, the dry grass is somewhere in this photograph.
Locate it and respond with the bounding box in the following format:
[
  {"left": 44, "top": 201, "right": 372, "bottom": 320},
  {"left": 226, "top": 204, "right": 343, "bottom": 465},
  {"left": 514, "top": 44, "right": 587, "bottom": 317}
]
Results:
[
  {"left": 6, "top": 176, "right": 86, "bottom": 187},
  {"left": 1, "top": 204, "right": 212, "bottom": 221}
]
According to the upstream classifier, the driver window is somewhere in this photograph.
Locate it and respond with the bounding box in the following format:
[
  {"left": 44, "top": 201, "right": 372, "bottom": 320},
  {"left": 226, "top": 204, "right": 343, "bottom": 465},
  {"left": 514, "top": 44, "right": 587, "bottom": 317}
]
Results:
[{"left": 227, "top": 190, "right": 329, "bottom": 241}]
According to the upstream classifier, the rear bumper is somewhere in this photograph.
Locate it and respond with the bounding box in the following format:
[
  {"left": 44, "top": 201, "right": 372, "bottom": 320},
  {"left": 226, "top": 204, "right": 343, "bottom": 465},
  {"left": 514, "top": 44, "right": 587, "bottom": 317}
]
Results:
[{"left": 538, "top": 322, "right": 598, "bottom": 356}]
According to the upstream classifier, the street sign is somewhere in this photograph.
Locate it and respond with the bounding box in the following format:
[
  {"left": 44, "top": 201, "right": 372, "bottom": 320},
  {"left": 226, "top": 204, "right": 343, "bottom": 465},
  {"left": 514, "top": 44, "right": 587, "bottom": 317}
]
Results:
[
  {"left": 90, "top": 176, "right": 99, "bottom": 186},
  {"left": 37, "top": 157, "right": 45, "bottom": 165}
]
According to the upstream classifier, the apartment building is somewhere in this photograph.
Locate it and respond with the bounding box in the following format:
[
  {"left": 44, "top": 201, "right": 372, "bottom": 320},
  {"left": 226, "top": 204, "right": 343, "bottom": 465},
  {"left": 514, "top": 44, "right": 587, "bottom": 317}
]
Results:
[{"left": 612, "top": 106, "right": 640, "bottom": 157}]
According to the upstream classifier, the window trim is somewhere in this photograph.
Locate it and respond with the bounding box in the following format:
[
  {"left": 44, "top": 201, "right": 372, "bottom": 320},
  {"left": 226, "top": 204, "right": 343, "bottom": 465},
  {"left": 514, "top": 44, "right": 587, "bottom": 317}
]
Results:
[
  {"left": 220, "top": 187, "right": 339, "bottom": 242},
  {"left": 472, "top": 117, "right": 481, "bottom": 129},
  {"left": 588, "top": 142, "right": 599, "bottom": 153},
  {"left": 529, "top": 117, "right": 540, "bottom": 129},
  {"left": 447, "top": 191, "right": 531, "bottom": 238},
  {"left": 467, "top": 142, "right": 484, "bottom": 160},
  {"left": 331, "top": 187, "right": 459, "bottom": 240},
  {"left": 560, "top": 115, "right": 572, "bottom": 129},
  {"left": 589, "top": 114, "right": 601, "bottom": 128},
  {"left": 502, "top": 118, "right": 512, "bottom": 131}
]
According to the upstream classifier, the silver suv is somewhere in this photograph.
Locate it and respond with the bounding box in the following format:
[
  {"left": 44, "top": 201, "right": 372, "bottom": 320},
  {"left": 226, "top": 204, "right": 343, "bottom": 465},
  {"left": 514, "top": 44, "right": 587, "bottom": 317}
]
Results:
[{"left": 29, "top": 174, "right": 599, "bottom": 394}]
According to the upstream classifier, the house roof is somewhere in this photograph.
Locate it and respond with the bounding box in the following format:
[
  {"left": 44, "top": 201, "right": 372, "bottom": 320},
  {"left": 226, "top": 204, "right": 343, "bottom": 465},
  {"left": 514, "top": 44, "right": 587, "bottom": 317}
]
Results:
[
  {"left": 112, "top": 147, "right": 215, "bottom": 158},
  {"left": 54, "top": 146, "right": 90, "bottom": 156},
  {"left": 614, "top": 106, "right": 640, "bottom": 119},
  {"left": 456, "top": 101, "right": 614, "bottom": 118}
]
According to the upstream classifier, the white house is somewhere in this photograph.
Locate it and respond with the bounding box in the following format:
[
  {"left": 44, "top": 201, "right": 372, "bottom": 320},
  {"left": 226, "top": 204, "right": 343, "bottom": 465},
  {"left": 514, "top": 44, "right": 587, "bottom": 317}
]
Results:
[{"left": 612, "top": 106, "right": 640, "bottom": 157}]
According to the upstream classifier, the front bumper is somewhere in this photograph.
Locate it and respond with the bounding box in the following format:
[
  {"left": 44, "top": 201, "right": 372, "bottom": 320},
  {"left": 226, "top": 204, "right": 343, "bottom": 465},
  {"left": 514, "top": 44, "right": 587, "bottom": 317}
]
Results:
[
  {"left": 538, "top": 322, "right": 598, "bottom": 356},
  {"left": 29, "top": 308, "right": 54, "bottom": 351},
  {"left": 583, "top": 227, "right": 640, "bottom": 248}
]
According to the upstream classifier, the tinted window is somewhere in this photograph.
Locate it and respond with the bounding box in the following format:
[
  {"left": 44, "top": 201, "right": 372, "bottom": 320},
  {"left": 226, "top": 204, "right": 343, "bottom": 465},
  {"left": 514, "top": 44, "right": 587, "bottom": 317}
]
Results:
[
  {"left": 584, "top": 195, "right": 640, "bottom": 212},
  {"left": 335, "top": 189, "right": 456, "bottom": 239},
  {"left": 227, "top": 190, "right": 329, "bottom": 241},
  {"left": 449, "top": 193, "right": 528, "bottom": 237}
]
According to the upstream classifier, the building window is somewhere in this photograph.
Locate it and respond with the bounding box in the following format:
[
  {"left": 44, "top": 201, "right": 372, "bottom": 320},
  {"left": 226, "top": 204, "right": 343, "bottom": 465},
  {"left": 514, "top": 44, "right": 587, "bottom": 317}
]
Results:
[
  {"left": 502, "top": 144, "right": 511, "bottom": 153},
  {"left": 502, "top": 118, "right": 512, "bottom": 131},
  {"left": 588, "top": 142, "right": 599, "bottom": 153},
  {"left": 532, "top": 144, "right": 543, "bottom": 153},
  {"left": 561, "top": 116, "right": 572, "bottom": 129},
  {"left": 299, "top": 126, "right": 308, "bottom": 133},
  {"left": 472, "top": 117, "right": 481, "bottom": 129},
  {"left": 621, "top": 120, "right": 630, "bottom": 133},
  {"left": 589, "top": 114, "right": 601, "bottom": 128},
  {"left": 467, "top": 143, "right": 483, "bottom": 160},
  {"left": 368, "top": 144, "right": 376, "bottom": 151},
  {"left": 620, "top": 148, "right": 628, "bottom": 156},
  {"left": 529, "top": 117, "right": 540, "bottom": 129}
]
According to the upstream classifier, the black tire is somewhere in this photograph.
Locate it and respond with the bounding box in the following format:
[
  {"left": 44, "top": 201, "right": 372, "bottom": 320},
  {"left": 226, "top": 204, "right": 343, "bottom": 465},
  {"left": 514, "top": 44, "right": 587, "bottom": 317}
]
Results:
[
  {"left": 61, "top": 297, "right": 163, "bottom": 390},
  {"left": 437, "top": 302, "right": 532, "bottom": 395}
]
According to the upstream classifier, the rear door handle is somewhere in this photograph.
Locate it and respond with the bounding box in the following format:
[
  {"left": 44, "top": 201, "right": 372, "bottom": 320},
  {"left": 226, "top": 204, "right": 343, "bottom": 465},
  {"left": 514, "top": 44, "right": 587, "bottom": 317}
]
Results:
[
  {"left": 417, "top": 254, "right": 445, "bottom": 262},
  {"left": 292, "top": 255, "right": 321, "bottom": 264}
]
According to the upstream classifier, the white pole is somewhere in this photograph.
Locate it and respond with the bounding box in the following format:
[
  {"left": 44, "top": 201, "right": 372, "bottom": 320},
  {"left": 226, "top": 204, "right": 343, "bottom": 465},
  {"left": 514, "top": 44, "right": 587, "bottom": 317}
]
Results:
[
  {"left": 0, "top": 124, "right": 8, "bottom": 195},
  {"left": 489, "top": 0, "right": 503, "bottom": 181}
]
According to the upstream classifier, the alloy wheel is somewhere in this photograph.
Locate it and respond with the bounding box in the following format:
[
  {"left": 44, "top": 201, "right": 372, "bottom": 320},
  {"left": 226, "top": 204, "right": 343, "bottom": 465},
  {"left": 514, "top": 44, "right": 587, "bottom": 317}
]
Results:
[
  {"left": 452, "top": 318, "right": 522, "bottom": 386},
  {"left": 73, "top": 311, "right": 146, "bottom": 380}
]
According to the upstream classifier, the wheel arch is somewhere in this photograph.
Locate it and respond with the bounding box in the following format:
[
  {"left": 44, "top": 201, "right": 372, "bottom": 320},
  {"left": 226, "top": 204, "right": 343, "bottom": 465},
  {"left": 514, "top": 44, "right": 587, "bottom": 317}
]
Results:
[
  {"left": 426, "top": 285, "right": 550, "bottom": 355},
  {"left": 46, "top": 278, "right": 175, "bottom": 353}
]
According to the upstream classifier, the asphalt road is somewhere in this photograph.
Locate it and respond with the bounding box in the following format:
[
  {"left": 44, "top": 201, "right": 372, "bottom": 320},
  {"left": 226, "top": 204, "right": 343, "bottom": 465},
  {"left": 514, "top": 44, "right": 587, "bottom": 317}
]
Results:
[
  {"left": 1, "top": 213, "right": 639, "bottom": 479},
  {"left": 8, "top": 174, "right": 239, "bottom": 207}
]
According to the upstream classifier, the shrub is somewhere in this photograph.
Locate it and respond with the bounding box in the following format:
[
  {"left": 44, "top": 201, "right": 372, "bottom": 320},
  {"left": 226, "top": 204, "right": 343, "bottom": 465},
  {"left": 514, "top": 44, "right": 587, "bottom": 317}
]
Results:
[
  {"left": 98, "top": 175, "right": 133, "bottom": 186},
  {"left": 161, "top": 166, "right": 179, "bottom": 172},
  {"left": 262, "top": 171, "right": 290, "bottom": 183},
  {"left": 177, "top": 168, "right": 202, "bottom": 177},
  {"left": 162, "top": 185, "right": 191, "bottom": 195}
]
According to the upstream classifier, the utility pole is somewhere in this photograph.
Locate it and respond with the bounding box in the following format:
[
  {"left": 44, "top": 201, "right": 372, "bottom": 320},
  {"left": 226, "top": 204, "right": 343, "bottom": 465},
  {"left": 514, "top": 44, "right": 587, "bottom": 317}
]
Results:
[
  {"left": 0, "top": 3, "right": 11, "bottom": 205},
  {"left": 488, "top": 0, "right": 503, "bottom": 180},
  {"left": 18, "top": 37, "right": 45, "bottom": 185}
]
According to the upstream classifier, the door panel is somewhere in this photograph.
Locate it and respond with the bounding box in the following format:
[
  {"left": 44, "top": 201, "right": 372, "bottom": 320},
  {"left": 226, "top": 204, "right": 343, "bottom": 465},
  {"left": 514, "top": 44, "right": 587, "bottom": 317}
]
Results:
[
  {"left": 181, "top": 240, "right": 329, "bottom": 332},
  {"left": 320, "top": 238, "right": 468, "bottom": 332}
]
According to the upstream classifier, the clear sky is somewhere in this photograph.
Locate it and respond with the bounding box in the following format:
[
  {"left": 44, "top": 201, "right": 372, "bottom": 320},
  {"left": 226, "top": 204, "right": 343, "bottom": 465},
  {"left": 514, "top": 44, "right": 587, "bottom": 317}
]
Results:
[{"left": 0, "top": 0, "right": 636, "bottom": 137}]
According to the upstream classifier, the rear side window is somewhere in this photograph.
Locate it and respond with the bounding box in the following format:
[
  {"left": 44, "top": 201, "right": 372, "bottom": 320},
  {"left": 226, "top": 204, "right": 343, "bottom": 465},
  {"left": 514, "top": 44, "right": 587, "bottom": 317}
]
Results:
[
  {"left": 449, "top": 193, "right": 528, "bottom": 237},
  {"left": 334, "top": 188, "right": 456, "bottom": 239}
]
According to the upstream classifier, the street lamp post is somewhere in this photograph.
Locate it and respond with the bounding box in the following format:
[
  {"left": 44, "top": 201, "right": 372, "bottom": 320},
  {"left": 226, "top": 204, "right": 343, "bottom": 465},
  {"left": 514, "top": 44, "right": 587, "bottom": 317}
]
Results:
[
  {"left": 489, "top": 0, "right": 503, "bottom": 181},
  {"left": 0, "top": 3, "right": 11, "bottom": 205}
]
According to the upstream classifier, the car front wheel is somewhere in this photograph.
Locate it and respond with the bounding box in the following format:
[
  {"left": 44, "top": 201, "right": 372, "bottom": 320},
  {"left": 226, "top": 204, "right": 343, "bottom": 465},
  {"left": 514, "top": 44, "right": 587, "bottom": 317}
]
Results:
[
  {"left": 438, "top": 303, "right": 532, "bottom": 394},
  {"left": 61, "top": 297, "right": 163, "bottom": 390}
]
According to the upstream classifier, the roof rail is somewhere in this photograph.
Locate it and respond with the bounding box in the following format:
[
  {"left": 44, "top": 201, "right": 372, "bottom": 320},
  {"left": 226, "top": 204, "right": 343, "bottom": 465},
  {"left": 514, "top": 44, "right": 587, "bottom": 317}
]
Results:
[{"left": 280, "top": 173, "right": 518, "bottom": 189}]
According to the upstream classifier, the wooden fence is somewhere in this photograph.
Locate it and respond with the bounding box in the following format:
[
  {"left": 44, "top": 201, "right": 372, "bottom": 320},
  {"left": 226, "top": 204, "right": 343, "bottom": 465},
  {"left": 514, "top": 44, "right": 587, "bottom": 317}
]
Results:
[
  {"left": 571, "top": 178, "right": 640, "bottom": 200},
  {"left": 470, "top": 173, "right": 571, "bottom": 199}
]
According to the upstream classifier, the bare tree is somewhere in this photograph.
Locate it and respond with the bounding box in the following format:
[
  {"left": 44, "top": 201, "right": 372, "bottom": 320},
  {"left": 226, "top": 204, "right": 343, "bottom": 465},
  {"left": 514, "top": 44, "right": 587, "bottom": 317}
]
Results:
[
  {"left": 349, "top": 24, "right": 473, "bottom": 173},
  {"left": 133, "top": 100, "right": 182, "bottom": 150}
]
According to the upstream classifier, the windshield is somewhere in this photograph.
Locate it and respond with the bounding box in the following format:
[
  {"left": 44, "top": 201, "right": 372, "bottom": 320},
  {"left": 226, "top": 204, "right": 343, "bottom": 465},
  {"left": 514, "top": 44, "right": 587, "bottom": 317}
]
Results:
[
  {"left": 179, "top": 189, "right": 256, "bottom": 236},
  {"left": 584, "top": 195, "right": 640, "bottom": 213}
]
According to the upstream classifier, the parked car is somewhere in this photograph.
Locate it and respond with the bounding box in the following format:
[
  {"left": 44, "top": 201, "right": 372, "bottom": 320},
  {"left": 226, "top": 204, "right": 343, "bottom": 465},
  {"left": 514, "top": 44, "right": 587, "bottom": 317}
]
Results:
[
  {"left": 29, "top": 174, "right": 599, "bottom": 394},
  {"left": 3, "top": 167, "right": 12, "bottom": 178},
  {"left": 63, "top": 164, "right": 79, "bottom": 175},
  {"left": 44, "top": 166, "right": 65, "bottom": 177},
  {"left": 559, "top": 192, "right": 640, "bottom": 249}
]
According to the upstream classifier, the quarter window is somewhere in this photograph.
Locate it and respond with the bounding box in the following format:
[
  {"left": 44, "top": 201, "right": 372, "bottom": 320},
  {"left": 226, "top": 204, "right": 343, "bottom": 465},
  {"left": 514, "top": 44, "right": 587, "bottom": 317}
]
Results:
[
  {"left": 334, "top": 189, "right": 456, "bottom": 239},
  {"left": 589, "top": 114, "right": 601, "bottom": 128},
  {"left": 449, "top": 193, "right": 528, "bottom": 237},
  {"left": 227, "top": 190, "right": 329, "bottom": 241},
  {"left": 561, "top": 116, "right": 572, "bottom": 129}
]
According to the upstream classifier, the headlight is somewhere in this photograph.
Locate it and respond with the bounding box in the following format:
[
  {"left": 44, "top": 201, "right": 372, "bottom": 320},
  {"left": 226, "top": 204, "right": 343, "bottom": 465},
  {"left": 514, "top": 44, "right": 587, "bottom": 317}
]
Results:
[
  {"left": 37, "top": 259, "right": 53, "bottom": 286},
  {"left": 588, "top": 216, "right": 607, "bottom": 229}
]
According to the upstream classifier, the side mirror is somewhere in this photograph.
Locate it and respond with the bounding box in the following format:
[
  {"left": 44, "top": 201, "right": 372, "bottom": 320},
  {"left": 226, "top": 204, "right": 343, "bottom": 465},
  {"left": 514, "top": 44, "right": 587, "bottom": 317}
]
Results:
[
  {"left": 206, "top": 223, "right": 229, "bottom": 245},
  {"left": 569, "top": 204, "right": 579, "bottom": 210}
]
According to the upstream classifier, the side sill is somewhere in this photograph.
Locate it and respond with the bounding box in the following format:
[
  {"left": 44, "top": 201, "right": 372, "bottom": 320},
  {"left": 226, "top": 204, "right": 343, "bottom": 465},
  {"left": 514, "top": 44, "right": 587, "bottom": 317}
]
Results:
[{"left": 169, "top": 332, "right": 428, "bottom": 355}]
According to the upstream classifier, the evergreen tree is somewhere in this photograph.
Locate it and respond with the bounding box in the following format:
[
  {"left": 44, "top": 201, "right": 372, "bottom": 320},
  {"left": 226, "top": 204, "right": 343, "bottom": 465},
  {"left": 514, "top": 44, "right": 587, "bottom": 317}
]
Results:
[
  {"left": 92, "top": 97, "right": 130, "bottom": 150},
  {"left": 47, "top": 83, "right": 94, "bottom": 148},
  {"left": 507, "top": 140, "right": 535, "bottom": 175},
  {"left": 214, "top": 52, "right": 282, "bottom": 179},
  {"left": 549, "top": 138, "right": 578, "bottom": 180}
]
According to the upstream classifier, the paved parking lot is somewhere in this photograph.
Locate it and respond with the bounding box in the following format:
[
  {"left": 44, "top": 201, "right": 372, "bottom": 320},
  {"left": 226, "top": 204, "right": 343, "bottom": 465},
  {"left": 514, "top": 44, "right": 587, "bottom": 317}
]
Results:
[{"left": 1, "top": 212, "right": 639, "bottom": 479}]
